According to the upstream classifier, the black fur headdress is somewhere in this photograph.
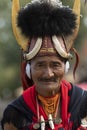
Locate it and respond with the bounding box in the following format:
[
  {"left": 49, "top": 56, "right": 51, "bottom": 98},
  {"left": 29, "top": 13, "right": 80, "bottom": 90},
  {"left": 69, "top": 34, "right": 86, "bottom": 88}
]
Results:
[{"left": 17, "top": 1, "right": 77, "bottom": 38}]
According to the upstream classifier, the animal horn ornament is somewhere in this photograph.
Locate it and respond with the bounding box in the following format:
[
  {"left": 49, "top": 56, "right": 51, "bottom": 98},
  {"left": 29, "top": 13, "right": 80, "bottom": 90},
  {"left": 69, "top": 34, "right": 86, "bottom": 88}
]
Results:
[
  {"left": 12, "top": 0, "right": 29, "bottom": 51},
  {"left": 24, "top": 38, "right": 42, "bottom": 60},
  {"left": 52, "top": 35, "right": 72, "bottom": 59}
]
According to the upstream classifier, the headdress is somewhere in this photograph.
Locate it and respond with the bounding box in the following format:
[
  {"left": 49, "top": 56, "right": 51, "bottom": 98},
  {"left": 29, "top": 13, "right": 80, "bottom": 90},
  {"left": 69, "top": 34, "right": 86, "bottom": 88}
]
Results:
[
  {"left": 12, "top": 0, "right": 80, "bottom": 89},
  {"left": 12, "top": 0, "right": 80, "bottom": 59}
]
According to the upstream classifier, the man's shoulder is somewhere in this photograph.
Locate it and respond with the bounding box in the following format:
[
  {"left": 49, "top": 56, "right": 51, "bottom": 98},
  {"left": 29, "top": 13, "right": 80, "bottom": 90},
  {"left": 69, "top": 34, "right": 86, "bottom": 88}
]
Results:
[
  {"left": 69, "top": 83, "right": 87, "bottom": 107},
  {"left": 68, "top": 83, "right": 87, "bottom": 124},
  {"left": 1, "top": 95, "right": 33, "bottom": 129},
  {"left": 3, "top": 95, "right": 33, "bottom": 116}
]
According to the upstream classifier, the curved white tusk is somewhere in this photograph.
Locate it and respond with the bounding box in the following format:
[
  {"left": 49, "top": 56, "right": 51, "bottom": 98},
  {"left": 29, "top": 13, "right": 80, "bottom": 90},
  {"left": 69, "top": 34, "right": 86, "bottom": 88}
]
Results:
[
  {"left": 48, "top": 114, "right": 54, "bottom": 130},
  {"left": 52, "top": 35, "right": 72, "bottom": 59},
  {"left": 25, "top": 38, "right": 42, "bottom": 60},
  {"left": 40, "top": 115, "right": 45, "bottom": 130}
]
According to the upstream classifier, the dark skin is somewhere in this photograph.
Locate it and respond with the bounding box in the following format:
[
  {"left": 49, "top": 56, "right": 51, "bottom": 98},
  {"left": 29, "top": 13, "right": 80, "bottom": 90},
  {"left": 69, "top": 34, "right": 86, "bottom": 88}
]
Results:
[{"left": 31, "top": 55, "right": 65, "bottom": 97}]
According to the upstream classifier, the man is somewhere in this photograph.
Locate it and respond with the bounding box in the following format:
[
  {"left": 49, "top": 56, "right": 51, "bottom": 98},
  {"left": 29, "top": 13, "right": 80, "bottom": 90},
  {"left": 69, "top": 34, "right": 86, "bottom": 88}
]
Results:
[{"left": 1, "top": 0, "right": 87, "bottom": 130}]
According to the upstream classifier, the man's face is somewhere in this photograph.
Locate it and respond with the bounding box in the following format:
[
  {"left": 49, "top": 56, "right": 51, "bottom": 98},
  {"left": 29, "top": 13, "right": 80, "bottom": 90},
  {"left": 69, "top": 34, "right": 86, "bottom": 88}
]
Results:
[{"left": 30, "top": 55, "right": 65, "bottom": 97}]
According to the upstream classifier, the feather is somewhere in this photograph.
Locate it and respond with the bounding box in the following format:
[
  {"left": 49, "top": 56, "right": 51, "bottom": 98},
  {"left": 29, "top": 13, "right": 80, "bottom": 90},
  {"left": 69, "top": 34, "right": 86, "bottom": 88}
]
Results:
[{"left": 17, "top": 2, "right": 76, "bottom": 38}]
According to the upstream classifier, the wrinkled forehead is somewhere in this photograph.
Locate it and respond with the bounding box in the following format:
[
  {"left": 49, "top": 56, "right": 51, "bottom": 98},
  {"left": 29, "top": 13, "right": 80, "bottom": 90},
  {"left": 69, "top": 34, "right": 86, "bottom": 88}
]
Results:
[{"left": 30, "top": 53, "right": 66, "bottom": 65}]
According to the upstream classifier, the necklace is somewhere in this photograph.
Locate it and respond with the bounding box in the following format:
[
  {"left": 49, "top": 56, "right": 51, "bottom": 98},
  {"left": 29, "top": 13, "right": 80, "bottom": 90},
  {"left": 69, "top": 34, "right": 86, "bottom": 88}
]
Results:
[
  {"left": 38, "top": 94, "right": 59, "bottom": 115},
  {"left": 33, "top": 94, "right": 62, "bottom": 130}
]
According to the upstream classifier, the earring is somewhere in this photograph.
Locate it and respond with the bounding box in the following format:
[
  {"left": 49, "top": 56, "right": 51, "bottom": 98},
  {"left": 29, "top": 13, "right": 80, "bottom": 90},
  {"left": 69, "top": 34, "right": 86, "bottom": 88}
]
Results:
[
  {"left": 26, "top": 63, "right": 31, "bottom": 79},
  {"left": 65, "top": 61, "right": 70, "bottom": 74}
]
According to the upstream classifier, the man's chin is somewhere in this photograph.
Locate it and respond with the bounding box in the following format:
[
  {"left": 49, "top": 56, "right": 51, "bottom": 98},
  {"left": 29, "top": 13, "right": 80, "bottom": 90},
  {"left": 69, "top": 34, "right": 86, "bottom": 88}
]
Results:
[
  {"left": 40, "top": 84, "right": 58, "bottom": 91},
  {"left": 40, "top": 81, "right": 57, "bottom": 85},
  {"left": 36, "top": 84, "right": 59, "bottom": 97},
  {"left": 41, "top": 86, "right": 59, "bottom": 97}
]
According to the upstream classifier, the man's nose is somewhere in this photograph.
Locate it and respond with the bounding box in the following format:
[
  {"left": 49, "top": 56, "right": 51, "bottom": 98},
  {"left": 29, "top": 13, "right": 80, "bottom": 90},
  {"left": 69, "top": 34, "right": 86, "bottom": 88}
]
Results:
[{"left": 44, "top": 67, "right": 54, "bottom": 77}]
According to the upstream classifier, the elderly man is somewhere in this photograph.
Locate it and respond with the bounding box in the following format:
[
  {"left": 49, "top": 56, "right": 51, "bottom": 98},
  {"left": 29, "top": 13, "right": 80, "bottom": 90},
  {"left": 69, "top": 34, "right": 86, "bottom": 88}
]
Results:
[{"left": 1, "top": 0, "right": 87, "bottom": 130}]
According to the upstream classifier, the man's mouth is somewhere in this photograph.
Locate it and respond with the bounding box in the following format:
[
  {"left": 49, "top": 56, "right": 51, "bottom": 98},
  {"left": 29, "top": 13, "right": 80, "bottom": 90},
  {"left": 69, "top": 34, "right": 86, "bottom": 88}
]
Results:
[{"left": 38, "top": 77, "right": 56, "bottom": 82}]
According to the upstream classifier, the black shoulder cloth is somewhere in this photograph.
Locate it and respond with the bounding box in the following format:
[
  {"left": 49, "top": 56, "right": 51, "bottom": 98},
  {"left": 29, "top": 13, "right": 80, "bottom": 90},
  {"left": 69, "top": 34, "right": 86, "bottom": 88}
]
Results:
[
  {"left": 68, "top": 84, "right": 87, "bottom": 129},
  {"left": 1, "top": 96, "right": 34, "bottom": 130}
]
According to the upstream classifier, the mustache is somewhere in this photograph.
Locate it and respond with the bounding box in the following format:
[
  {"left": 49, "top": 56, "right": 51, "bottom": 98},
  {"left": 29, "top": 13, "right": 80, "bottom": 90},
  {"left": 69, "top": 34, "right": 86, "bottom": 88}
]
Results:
[{"left": 38, "top": 77, "right": 57, "bottom": 82}]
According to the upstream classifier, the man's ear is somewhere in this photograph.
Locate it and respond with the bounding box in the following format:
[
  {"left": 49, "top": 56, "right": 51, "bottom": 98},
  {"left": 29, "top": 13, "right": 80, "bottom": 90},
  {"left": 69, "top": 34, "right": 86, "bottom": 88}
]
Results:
[
  {"left": 26, "top": 63, "right": 31, "bottom": 79},
  {"left": 65, "top": 61, "right": 70, "bottom": 74}
]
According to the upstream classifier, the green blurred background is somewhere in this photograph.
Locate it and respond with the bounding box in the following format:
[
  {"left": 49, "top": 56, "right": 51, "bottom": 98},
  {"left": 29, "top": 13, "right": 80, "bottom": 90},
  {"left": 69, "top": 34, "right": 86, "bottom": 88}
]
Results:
[
  {"left": 0, "top": 0, "right": 87, "bottom": 99},
  {"left": 0, "top": 0, "right": 87, "bottom": 126}
]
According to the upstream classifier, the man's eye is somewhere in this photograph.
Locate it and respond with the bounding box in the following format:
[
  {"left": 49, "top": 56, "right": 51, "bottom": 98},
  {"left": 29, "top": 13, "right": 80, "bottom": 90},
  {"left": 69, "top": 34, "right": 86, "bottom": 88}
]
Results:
[
  {"left": 53, "top": 63, "right": 62, "bottom": 68},
  {"left": 37, "top": 63, "right": 44, "bottom": 67},
  {"left": 54, "top": 63, "right": 60, "bottom": 66}
]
